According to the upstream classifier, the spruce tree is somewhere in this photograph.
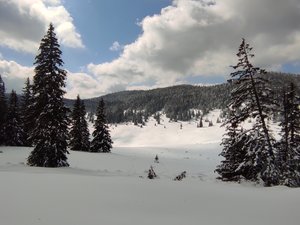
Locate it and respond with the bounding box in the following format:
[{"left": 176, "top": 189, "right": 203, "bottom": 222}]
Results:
[
  {"left": 80, "top": 99, "right": 91, "bottom": 150},
  {"left": 217, "top": 39, "right": 279, "bottom": 186},
  {"left": 277, "top": 83, "right": 300, "bottom": 187},
  {"left": 70, "top": 95, "right": 82, "bottom": 150},
  {"left": 20, "top": 78, "right": 33, "bottom": 146},
  {"left": 70, "top": 95, "right": 90, "bottom": 151},
  {"left": 0, "top": 75, "right": 7, "bottom": 145},
  {"left": 27, "top": 23, "right": 69, "bottom": 167},
  {"left": 5, "top": 90, "right": 24, "bottom": 146},
  {"left": 90, "top": 98, "right": 113, "bottom": 153},
  {"left": 216, "top": 110, "right": 249, "bottom": 181},
  {"left": 199, "top": 117, "right": 203, "bottom": 128}
]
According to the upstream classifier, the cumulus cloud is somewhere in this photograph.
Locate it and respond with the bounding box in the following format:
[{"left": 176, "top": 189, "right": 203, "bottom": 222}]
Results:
[
  {"left": 88, "top": 0, "right": 300, "bottom": 95},
  {"left": 65, "top": 70, "right": 129, "bottom": 99},
  {"left": 0, "top": 58, "right": 95, "bottom": 99},
  {"left": 66, "top": 72, "right": 104, "bottom": 99},
  {"left": 2, "top": 0, "right": 300, "bottom": 99},
  {"left": 0, "top": 57, "right": 125, "bottom": 99},
  {"left": 0, "top": 59, "right": 34, "bottom": 93},
  {"left": 0, "top": 0, "right": 84, "bottom": 53}
]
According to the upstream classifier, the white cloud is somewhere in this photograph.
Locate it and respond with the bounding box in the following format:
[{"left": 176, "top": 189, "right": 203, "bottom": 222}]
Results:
[
  {"left": 0, "top": 59, "right": 34, "bottom": 93},
  {"left": 0, "top": 0, "right": 84, "bottom": 54},
  {"left": 42, "top": 0, "right": 61, "bottom": 6},
  {"left": 87, "top": 0, "right": 300, "bottom": 95},
  {"left": 109, "top": 41, "right": 123, "bottom": 51},
  {"left": 0, "top": 57, "right": 124, "bottom": 99},
  {"left": 2, "top": 0, "right": 300, "bottom": 99},
  {"left": 65, "top": 71, "right": 103, "bottom": 99},
  {"left": 0, "top": 58, "right": 95, "bottom": 99}
]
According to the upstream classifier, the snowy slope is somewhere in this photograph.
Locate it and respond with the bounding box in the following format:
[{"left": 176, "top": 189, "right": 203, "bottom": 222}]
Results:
[
  {"left": 110, "top": 109, "right": 225, "bottom": 147},
  {"left": 1, "top": 110, "right": 300, "bottom": 225}
]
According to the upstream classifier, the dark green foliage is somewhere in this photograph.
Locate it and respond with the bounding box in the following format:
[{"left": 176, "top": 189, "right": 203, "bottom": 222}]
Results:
[
  {"left": 276, "top": 83, "right": 300, "bottom": 187},
  {"left": 90, "top": 98, "right": 113, "bottom": 153},
  {"left": 27, "top": 24, "right": 69, "bottom": 167},
  {"left": 20, "top": 78, "right": 33, "bottom": 146},
  {"left": 70, "top": 95, "right": 90, "bottom": 151},
  {"left": 133, "top": 111, "right": 143, "bottom": 125},
  {"left": 154, "top": 113, "right": 160, "bottom": 124},
  {"left": 63, "top": 72, "right": 300, "bottom": 125},
  {"left": 154, "top": 154, "right": 159, "bottom": 163},
  {"left": 148, "top": 166, "right": 157, "bottom": 179},
  {"left": 216, "top": 118, "right": 248, "bottom": 181},
  {"left": 217, "top": 39, "right": 279, "bottom": 186},
  {"left": 0, "top": 75, "right": 7, "bottom": 145},
  {"left": 65, "top": 84, "right": 231, "bottom": 124},
  {"left": 5, "top": 90, "right": 24, "bottom": 146},
  {"left": 198, "top": 117, "right": 203, "bottom": 128},
  {"left": 88, "top": 112, "right": 95, "bottom": 123},
  {"left": 174, "top": 171, "right": 186, "bottom": 181}
]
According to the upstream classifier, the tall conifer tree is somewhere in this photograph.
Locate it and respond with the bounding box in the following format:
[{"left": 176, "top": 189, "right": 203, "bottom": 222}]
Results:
[
  {"left": 80, "top": 99, "right": 90, "bottom": 151},
  {"left": 90, "top": 98, "right": 113, "bottom": 153},
  {"left": 217, "top": 39, "right": 279, "bottom": 186},
  {"left": 20, "top": 78, "right": 33, "bottom": 146},
  {"left": 27, "top": 24, "right": 69, "bottom": 167},
  {"left": 216, "top": 110, "right": 249, "bottom": 181},
  {"left": 5, "top": 90, "right": 24, "bottom": 146},
  {"left": 70, "top": 95, "right": 90, "bottom": 151},
  {"left": 277, "top": 83, "right": 300, "bottom": 186},
  {"left": 0, "top": 75, "right": 7, "bottom": 145}
]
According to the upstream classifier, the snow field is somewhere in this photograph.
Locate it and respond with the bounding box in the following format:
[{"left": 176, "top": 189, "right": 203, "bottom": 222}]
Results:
[{"left": 1, "top": 110, "right": 300, "bottom": 225}]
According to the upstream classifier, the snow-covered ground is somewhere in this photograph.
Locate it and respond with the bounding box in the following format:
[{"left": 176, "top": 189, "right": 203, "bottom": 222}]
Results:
[{"left": 1, "top": 110, "right": 300, "bottom": 225}]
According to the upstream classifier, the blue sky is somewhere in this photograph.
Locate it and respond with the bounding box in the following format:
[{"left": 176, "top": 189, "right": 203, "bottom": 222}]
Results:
[
  {"left": 0, "top": 0, "right": 172, "bottom": 71},
  {"left": 0, "top": 0, "right": 300, "bottom": 98},
  {"left": 62, "top": 0, "right": 172, "bottom": 71}
]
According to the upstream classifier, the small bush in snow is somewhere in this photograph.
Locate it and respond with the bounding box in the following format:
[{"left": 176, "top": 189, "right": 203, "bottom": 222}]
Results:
[
  {"left": 174, "top": 171, "right": 187, "bottom": 181},
  {"left": 154, "top": 155, "right": 159, "bottom": 163},
  {"left": 148, "top": 166, "right": 157, "bottom": 179}
]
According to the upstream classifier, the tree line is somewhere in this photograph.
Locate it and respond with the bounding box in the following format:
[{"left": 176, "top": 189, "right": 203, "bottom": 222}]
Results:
[
  {"left": 63, "top": 71, "right": 300, "bottom": 126},
  {"left": 0, "top": 24, "right": 112, "bottom": 167},
  {"left": 64, "top": 84, "right": 232, "bottom": 124}
]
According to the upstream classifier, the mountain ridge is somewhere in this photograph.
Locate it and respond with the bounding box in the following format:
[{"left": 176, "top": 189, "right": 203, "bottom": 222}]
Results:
[{"left": 69, "top": 72, "right": 300, "bottom": 123}]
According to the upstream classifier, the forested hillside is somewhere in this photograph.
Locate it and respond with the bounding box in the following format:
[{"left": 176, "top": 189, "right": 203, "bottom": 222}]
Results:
[
  {"left": 65, "top": 83, "right": 231, "bottom": 123},
  {"left": 64, "top": 72, "right": 300, "bottom": 124}
]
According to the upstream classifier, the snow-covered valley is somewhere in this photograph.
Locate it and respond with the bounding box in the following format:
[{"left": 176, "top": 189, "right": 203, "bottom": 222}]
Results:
[{"left": 1, "top": 110, "right": 299, "bottom": 225}]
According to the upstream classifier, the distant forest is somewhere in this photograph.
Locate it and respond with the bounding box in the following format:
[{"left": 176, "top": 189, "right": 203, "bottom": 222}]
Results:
[{"left": 64, "top": 72, "right": 300, "bottom": 124}]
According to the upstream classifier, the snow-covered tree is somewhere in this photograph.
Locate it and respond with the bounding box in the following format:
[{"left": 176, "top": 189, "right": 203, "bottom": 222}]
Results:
[
  {"left": 0, "top": 75, "right": 7, "bottom": 145},
  {"left": 277, "top": 83, "right": 300, "bottom": 187},
  {"left": 5, "top": 90, "right": 24, "bottom": 146},
  {"left": 216, "top": 110, "right": 249, "bottom": 181},
  {"left": 69, "top": 95, "right": 90, "bottom": 151},
  {"left": 90, "top": 98, "right": 113, "bottom": 153},
  {"left": 27, "top": 24, "right": 69, "bottom": 167},
  {"left": 217, "top": 39, "right": 279, "bottom": 186},
  {"left": 20, "top": 78, "right": 33, "bottom": 146},
  {"left": 154, "top": 113, "right": 160, "bottom": 124}
]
